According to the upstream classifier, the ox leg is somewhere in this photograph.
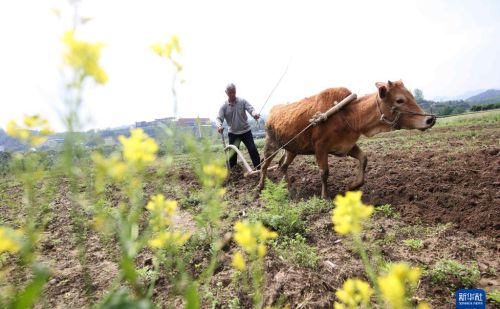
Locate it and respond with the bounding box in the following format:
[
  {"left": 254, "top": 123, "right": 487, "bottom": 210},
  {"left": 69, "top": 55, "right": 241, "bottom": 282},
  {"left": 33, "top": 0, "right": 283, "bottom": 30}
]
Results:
[
  {"left": 347, "top": 144, "right": 367, "bottom": 190},
  {"left": 257, "top": 141, "right": 279, "bottom": 192},
  {"left": 315, "top": 151, "right": 329, "bottom": 199},
  {"left": 279, "top": 151, "right": 296, "bottom": 173},
  {"left": 279, "top": 151, "right": 297, "bottom": 189}
]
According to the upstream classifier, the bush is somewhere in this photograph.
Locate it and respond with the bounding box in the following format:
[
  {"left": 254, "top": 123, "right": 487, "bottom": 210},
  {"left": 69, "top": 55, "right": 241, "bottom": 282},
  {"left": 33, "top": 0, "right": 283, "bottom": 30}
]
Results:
[
  {"left": 374, "top": 204, "right": 399, "bottom": 218},
  {"left": 251, "top": 179, "right": 307, "bottom": 238},
  {"left": 296, "top": 196, "right": 330, "bottom": 215},
  {"left": 430, "top": 259, "right": 480, "bottom": 288},
  {"left": 403, "top": 239, "right": 424, "bottom": 250},
  {"left": 0, "top": 151, "right": 11, "bottom": 176},
  {"left": 271, "top": 234, "right": 319, "bottom": 268},
  {"left": 487, "top": 290, "right": 500, "bottom": 306}
]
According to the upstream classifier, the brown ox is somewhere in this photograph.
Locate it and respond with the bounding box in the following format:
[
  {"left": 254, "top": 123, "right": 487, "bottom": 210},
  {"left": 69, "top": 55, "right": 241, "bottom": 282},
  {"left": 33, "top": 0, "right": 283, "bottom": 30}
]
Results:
[{"left": 257, "top": 80, "right": 436, "bottom": 198}]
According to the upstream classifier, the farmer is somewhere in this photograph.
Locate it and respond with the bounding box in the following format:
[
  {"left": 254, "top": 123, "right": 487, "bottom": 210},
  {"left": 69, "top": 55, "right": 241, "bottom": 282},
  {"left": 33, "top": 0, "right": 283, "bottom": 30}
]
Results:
[{"left": 216, "top": 83, "right": 261, "bottom": 169}]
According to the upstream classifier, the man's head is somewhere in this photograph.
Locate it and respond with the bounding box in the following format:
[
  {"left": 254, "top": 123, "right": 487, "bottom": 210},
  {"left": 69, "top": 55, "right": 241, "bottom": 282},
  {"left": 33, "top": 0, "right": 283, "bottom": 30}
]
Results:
[{"left": 225, "top": 83, "right": 236, "bottom": 102}]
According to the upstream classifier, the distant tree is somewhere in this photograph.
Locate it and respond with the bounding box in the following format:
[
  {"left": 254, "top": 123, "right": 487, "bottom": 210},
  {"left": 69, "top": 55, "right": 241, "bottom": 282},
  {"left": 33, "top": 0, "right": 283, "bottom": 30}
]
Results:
[
  {"left": 470, "top": 102, "right": 500, "bottom": 112},
  {"left": 413, "top": 88, "right": 424, "bottom": 103}
]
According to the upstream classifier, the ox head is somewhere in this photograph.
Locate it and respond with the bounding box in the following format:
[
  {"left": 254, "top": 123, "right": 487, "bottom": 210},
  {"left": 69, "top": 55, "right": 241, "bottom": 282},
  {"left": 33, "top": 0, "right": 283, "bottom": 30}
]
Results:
[{"left": 375, "top": 80, "right": 436, "bottom": 130}]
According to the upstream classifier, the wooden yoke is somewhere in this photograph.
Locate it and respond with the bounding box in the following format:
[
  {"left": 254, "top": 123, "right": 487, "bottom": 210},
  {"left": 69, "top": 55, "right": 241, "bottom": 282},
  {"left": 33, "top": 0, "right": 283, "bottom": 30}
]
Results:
[{"left": 309, "top": 93, "right": 357, "bottom": 126}]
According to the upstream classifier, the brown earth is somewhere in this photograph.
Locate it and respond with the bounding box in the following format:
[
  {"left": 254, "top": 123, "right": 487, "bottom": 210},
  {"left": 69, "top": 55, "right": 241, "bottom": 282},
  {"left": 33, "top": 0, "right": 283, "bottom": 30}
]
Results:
[
  {"left": 227, "top": 125, "right": 499, "bottom": 239},
  {"left": 220, "top": 124, "right": 499, "bottom": 308},
  {"left": 1, "top": 123, "right": 499, "bottom": 308}
]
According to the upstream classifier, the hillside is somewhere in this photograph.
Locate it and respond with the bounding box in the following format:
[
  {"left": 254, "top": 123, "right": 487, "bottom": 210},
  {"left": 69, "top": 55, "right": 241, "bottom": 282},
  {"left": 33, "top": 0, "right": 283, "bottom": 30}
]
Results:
[{"left": 466, "top": 89, "right": 500, "bottom": 104}]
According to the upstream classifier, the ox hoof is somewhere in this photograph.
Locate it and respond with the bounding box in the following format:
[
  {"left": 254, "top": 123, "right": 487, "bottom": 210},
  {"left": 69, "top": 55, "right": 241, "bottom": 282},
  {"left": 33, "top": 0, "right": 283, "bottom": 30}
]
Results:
[
  {"left": 347, "top": 181, "right": 364, "bottom": 191},
  {"left": 320, "top": 190, "right": 329, "bottom": 200}
]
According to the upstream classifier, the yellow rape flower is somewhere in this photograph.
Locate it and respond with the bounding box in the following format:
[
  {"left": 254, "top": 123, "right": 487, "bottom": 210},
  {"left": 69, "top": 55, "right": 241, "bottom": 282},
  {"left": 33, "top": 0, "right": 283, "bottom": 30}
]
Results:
[
  {"left": 91, "top": 153, "right": 127, "bottom": 191},
  {"left": 378, "top": 263, "right": 422, "bottom": 308},
  {"left": 233, "top": 221, "right": 277, "bottom": 257},
  {"left": 0, "top": 226, "right": 23, "bottom": 254},
  {"left": 234, "top": 221, "right": 256, "bottom": 251},
  {"left": 218, "top": 188, "right": 226, "bottom": 197},
  {"left": 30, "top": 135, "right": 46, "bottom": 146},
  {"left": 7, "top": 121, "right": 29, "bottom": 141},
  {"left": 23, "top": 114, "right": 49, "bottom": 127},
  {"left": 151, "top": 35, "right": 181, "bottom": 58},
  {"left": 150, "top": 35, "right": 182, "bottom": 72},
  {"left": 148, "top": 230, "right": 190, "bottom": 249},
  {"left": 146, "top": 194, "right": 177, "bottom": 230},
  {"left": 416, "top": 302, "right": 431, "bottom": 309},
  {"left": 61, "top": 30, "right": 108, "bottom": 84},
  {"left": 118, "top": 128, "right": 158, "bottom": 166},
  {"left": 232, "top": 251, "right": 246, "bottom": 271},
  {"left": 378, "top": 274, "right": 405, "bottom": 308},
  {"left": 257, "top": 244, "right": 266, "bottom": 258},
  {"left": 6, "top": 115, "right": 53, "bottom": 146},
  {"left": 202, "top": 163, "right": 228, "bottom": 181},
  {"left": 331, "top": 191, "right": 374, "bottom": 235},
  {"left": 334, "top": 278, "right": 373, "bottom": 309}
]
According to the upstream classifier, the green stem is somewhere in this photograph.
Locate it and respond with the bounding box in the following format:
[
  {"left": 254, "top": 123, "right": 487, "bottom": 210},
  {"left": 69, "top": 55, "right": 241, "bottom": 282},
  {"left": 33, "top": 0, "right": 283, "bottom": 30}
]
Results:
[{"left": 353, "top": 234, "right": 383, "bottom": 307}]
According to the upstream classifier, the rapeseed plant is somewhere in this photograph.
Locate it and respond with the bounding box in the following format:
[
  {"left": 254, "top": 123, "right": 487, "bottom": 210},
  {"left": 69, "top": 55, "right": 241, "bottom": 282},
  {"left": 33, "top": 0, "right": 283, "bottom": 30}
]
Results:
[
  {"left": 331, "top": 191, "right": 430, "bottom": 308},
  {"left": 331, "top": 191, "right": 374, "bottom": 235},
  {"left": 119, "top": 128, "right": 159, "bottom": 166},
  {"left": 378, "top": 263, "right": 422, "bottom": 308},
  {"left": 2, "top": 115, "right": 53, "bottom": 306},
  {"left": 6, "top": 115, "right": 53, "bottom": 146},
  {"left": 232, "top": 251, "right": 246, "bottom": 271},
  {"left": 233, "top": 220, "right": 278, "bottom": 258},
  {"left": 61, "top": 30, "right": 108, "bottom": 85},
  {"left": 232, "top": 220, "right": 278, "bottom": 308},
  {"left": 150, "top": 35, "right": 183, "bottom": 72},
  {"left": 334, "top": 278, "right": 373, "bottom": 309},
  {"left": 0, "top": 226, "right": 24, "bottom": 254},
  {"left": 146, "top": 194, "right": 191, "bottom": 249}
]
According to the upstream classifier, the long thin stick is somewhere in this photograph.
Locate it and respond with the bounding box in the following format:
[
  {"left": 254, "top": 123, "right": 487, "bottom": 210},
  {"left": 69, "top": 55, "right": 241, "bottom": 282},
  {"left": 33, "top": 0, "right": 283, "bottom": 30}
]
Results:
[
  {"left": 220, "top": 132, "right": 230, "bottom": 169},
  {"left": 258, "top": 59, "right": 291, "bottom": 115}
]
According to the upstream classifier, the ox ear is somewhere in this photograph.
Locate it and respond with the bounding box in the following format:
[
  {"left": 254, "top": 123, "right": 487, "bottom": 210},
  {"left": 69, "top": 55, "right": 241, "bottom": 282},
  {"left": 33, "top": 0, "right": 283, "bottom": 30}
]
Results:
[{"left": 376, "top": 82, "right": 388, "bottom": 99}]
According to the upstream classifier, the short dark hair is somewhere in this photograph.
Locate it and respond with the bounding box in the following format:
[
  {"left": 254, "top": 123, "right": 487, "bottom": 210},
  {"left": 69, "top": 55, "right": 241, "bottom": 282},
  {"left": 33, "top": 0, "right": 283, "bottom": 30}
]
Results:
[{"left": 225, "top": 83, "right": 236, "bottom": 92}]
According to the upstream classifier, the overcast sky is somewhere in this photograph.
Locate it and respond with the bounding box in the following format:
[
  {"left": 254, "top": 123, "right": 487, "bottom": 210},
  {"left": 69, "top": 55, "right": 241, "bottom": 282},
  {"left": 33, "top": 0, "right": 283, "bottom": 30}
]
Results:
[{"left": 1, "top": 0, "right": 499, "bottom": 131}]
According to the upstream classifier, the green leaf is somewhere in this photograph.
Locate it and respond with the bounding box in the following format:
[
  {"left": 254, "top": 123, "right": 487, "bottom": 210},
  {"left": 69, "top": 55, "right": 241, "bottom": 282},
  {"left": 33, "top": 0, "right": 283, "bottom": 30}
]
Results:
[
  {"left": 184, "top": 282, "right": 200, "bottom": 309},
  {"left": 120, "top": 255, "right": 139, "bottom": 287},
  {"left": 94, "top": 289, "right": 155, "bottom": 309},
  {"left": 11, "top": 265, "right": 49, "bottom": 309}
]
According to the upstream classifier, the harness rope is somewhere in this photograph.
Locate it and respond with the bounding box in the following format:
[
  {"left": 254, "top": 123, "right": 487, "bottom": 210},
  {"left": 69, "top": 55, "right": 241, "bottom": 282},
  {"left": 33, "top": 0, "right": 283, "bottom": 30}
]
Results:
[
  {"left": 375, "top": 95, "right": 436, "bottom": 129},
  {"left": 251, "top": 93, "right": 358, "bottom": 171}
]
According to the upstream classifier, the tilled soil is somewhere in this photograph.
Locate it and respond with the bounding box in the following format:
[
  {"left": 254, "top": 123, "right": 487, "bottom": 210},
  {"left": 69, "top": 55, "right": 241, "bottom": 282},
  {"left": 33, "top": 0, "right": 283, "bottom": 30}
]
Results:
[
  {"left": 1, "top": 124, "right": 499, "bottom": 308},
  {"left": 221, "top": 125, "right": 499, "bottom": 308}
]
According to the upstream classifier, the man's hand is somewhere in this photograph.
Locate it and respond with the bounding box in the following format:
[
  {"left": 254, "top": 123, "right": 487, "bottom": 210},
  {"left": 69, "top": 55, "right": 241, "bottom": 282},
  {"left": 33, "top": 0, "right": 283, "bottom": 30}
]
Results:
[
  {"left": 252, "top": 111, "right": 260, "bottom": 120},
  {"left": 217, "top": 126, "right": 224, "bottom": 134}
]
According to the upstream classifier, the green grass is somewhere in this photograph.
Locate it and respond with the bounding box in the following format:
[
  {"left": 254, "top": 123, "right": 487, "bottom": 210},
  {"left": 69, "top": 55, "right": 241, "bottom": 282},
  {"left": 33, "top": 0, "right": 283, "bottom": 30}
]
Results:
[
  {"left": 430, "top": 259, "right": 480, "bottom": 288},
  {"left": 250, "top": 179, "right": 307, "bottom": 238},
  {"left": 399, "top": 223, "right": 452, "bottom": 239},
  {"left": 403, "top": 239, "right": 424, "bottom": 250},
  {"left": 434, "top": 109, "right": 500, "bottom": 128},
  {"left": 296, "top": 196, "right": 330, "bottom": 215},
  {"left": 374, "top": 204, "right": 399, "bottom": 218},
  {"left": 271, "top": 234, "right": 319, "bottom": 268},
  {"left": 251, "top": 181, "right": 332, "bottom": 238},
  {"left": 487, "top": 290, "right": 500, "bottom": 306}
]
